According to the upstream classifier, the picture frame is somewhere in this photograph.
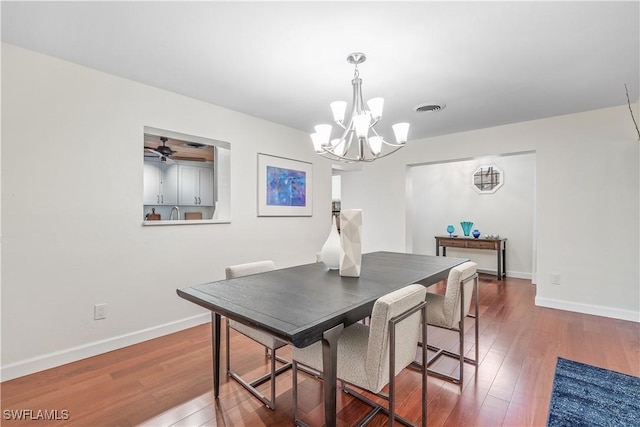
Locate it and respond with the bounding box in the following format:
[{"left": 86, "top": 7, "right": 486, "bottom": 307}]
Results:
[
  {"left": 472, "top": 165, "right": 504, "bottom": 194},
  {"left": 257, "top": 153, "right": 313, "bottom": 216}
]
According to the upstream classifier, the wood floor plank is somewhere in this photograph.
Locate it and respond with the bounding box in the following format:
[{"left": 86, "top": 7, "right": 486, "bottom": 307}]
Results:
[
  {"left": 140, "top": 392, "right": 216, "bottom": 427},
  {"left": 2, "top": 276, "right": 638, "bottom": 426}
]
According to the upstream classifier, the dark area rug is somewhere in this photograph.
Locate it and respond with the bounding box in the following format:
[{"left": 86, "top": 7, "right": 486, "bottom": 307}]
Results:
[{"left": 547, "top": 357, "right": 640, "bottom": 426}]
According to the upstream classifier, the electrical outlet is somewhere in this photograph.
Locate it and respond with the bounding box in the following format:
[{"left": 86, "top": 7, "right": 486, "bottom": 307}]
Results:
[
  {"left": 94, "top": 303, "right": 107, "bottom": 320},
  {"left": 551, "top": 273, "right": 561, "bottom": 286}
]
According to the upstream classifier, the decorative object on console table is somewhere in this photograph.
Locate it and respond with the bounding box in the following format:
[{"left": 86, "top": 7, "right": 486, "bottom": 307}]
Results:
[
  {"left": 320, "top": 216, "right": 341, "bottom": 270},
  {"left": 447, "top": 224, "right": 455, "bottom": 237},
  {"left": 460, "top": 221, "right": 473, "bottom": 236},
  {"left": 472, "top": 229, "right": 481, "bottom": 238},
  {"left": 339, "top": 209, "right": 362, "bottom": 277}
]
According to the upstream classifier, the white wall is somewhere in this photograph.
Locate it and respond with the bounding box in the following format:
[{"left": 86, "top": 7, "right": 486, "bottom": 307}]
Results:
[
  {"left": 3, "top": 44, "right": 638, "bottom": 381},
  {"left": 341, "top": 104, "right": 639, "bottom": 322},
  {"left": 331, "top": 175, "right": 341, "bottom": 201},
  {"left": 409, "top": 153, "right": 535, "bottom": 279},
  {"left": 1, "top": 44, "right": 335, "bottom": 379}
]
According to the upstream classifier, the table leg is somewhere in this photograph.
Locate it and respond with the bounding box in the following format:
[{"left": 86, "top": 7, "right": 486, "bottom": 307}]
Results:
[
  {"left": 321, "top": 323, "right": 344, "bottom": 427},
  {"left": 436, "top": 242, "right": 440, "bottom": 256},
  {"left": 497, "top": 248, "right": 502, "bottom": 280},
  {"left": 502, "top": 241, "right": 507, "bottom": 279},
  {"left": 211, "top": 312, "right": 221, "bottom": 397}
]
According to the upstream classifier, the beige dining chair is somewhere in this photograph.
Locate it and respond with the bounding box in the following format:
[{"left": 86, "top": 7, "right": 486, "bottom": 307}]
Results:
[
  {"left": 420, "top": 261, "right": 479, "bottom": 385},
  {"left": 292, "top": 284, "right": 428, "bottom": 427},
  {"left": 225, "top": 260, "right": 290, "bottom": 409}
]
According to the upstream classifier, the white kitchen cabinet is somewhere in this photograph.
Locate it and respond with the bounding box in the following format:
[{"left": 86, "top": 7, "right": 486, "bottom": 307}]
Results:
[
  {"left": 179, "top": 164, "right": 214, "bottom": 206},
  {"left": 143, "top": 159, "right": 178, "bottom": 205},
  {"left": 198, "top": 167, "right": 214, "bottom": 206}
]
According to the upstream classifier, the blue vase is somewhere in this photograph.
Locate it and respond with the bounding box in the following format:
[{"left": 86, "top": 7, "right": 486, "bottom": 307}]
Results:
[
  {"left": 446, "top": 225, "right": 455, "bottom": 237},
  {"left": 472, "top": 229, "right": 481, "bottom": 239},
  {"left": 460, "top": 221, "right": 473, "bottom": 236}
]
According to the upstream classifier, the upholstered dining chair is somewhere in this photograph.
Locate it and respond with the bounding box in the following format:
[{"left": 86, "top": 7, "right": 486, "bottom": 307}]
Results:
[
  {"left": 292, "top": 284, "right": 428, "bottom": 427},
  {"left": 421, "top": 261, "right": 479, "bottom": 385},
  {"left": 225, "top": 261, "right": 291, "bottom": 409}
]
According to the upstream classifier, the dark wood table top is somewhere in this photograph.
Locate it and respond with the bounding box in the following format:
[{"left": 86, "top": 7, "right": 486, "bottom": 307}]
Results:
[{"left": 177, "top": 251, "right": 467, "bottom": 348}]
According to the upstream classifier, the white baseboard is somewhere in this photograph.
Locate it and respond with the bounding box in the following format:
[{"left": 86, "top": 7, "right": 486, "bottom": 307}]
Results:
[
  {"left": 535, "top": 297, "right": 640, "bottom": 323},
  {"left": 505, "top": 270, "right": 531, "bottom": 280},
  {"left": 1, "top": 313, "right": 210, "bottom": 382},
  {"left": 477, "top": 269, "right": 531, "bottom": 280}
]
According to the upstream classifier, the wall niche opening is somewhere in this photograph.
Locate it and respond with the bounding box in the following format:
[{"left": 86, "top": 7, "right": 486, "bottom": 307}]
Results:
[{"left": 143, "top": 126, "right": 231, "bottom": 224}]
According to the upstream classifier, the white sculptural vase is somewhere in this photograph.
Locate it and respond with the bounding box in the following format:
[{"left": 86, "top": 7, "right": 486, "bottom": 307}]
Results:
[
  {"left": 320, "top": 215, "right": 341, "bottom": 270},
  {"left": 339, "top": 209, "right": 362, "bottom": 277}
]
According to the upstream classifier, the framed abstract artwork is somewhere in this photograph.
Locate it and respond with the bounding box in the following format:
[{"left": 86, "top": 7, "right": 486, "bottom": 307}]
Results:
[
  {"left": 472, "top": 165, "right": 504, "bottom": 194},
  {"left": 257, "top": 153, "right": 313, "bottom": 216}
]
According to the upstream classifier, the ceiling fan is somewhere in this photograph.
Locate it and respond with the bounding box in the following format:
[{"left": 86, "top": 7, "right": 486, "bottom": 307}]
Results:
[
  {"left": 144, "top": 136, "right": 207, "bottom": 162},
  {"left": 144, "top": 137, "right": 176, "bottom": 163}
]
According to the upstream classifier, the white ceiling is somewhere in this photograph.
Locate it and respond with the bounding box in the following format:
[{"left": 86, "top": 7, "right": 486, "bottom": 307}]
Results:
[{"left": 2, "top": 1, "right": 639, "bottom": 142}]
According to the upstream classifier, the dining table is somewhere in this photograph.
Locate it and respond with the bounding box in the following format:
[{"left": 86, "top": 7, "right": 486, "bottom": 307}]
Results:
[{"left": 176, "top": 251, "right": 468, "bottom": 427}]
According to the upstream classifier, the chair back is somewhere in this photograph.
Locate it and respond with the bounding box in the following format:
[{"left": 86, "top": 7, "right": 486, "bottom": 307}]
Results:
[
  {"left": 225, "top": 260, "right": 275, "bottom": 279},
  {"left": 365, "top": 284, "right": 427, "bottom": 393},
  {"left": 442, "top": 261, "right": 477, "bottom": 328}
]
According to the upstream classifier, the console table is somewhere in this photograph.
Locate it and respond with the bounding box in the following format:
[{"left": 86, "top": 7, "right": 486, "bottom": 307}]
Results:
[{"left": 435, "top": 236, "right": 507, "bottom": 280}]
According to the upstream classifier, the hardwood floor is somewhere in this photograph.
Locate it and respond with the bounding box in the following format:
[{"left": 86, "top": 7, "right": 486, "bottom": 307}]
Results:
[{"left": 2, "top": 276, "right": 639, "bottom": 426}]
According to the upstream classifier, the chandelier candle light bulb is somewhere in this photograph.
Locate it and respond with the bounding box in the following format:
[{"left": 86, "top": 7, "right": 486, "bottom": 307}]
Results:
[
  {"left": 353, "top": 112, "right": 371, "bottom": 137},
  {"left": 332, "top": 139, "right": 347, "bottom": 156},
  {"left": 392, "top": 123, "right": 410, "bottom": 144},
  {"left": 330, "top": 101, "right": 347, "bottom": 122},
  {"left": 310, "top": 52, "right": 410, "bottom": 163},
  {"left": 368, "top": 136, "right": 382, "bottom": 155},
  {"left": 367, "top": 97, "right": 384, "bottom": 119}
]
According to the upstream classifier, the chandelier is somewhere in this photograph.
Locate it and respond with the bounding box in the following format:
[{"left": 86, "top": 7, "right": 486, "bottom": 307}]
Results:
[{"left": 310, "top": 52, "right": 410, "bottom": 163}]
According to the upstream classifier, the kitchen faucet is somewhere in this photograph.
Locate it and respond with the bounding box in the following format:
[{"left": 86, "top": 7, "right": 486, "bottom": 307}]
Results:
[{"left": 169, "top": 206, "right": 180, "bottom": 220}]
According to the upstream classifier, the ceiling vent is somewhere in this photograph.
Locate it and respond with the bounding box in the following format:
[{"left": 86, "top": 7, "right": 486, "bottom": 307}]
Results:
[
  {"left": 415, "top": 103, "right": 446, "bottom": 113},
  {"left": 184, "top": 142, "right": 208, "bottom": 149}
]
